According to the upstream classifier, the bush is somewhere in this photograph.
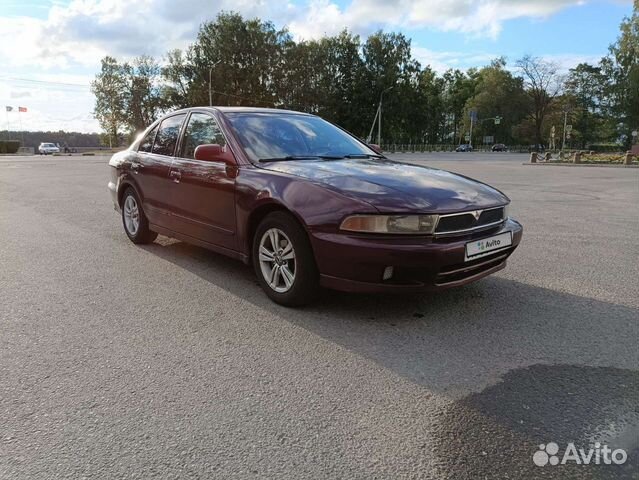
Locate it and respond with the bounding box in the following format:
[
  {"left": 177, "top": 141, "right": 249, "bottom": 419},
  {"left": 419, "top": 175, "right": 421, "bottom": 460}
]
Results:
[
  {"left": 586, "top": 143, "right": 622, "bottom": 153},
  {"left": 0, "top": 140, "right": 20, "bottom": 154}
]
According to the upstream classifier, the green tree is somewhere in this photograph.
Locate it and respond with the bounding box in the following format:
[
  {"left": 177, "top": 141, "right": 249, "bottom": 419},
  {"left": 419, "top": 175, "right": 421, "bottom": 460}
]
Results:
[
  {"left": 362, "top": 31, "right": 422, "bottom": 143},
  {"left": 187, "top": 12, "right": 292, "bottom": 107},
  {"left": 415, "top": 66, "right": 446, "bottom": 144},
  {"left": 564, "top": 63, "right": 609, "bottom": 148},
  {"left": 91, "top": 56, "right": 128, "bottom": 146},
  {"left": 125, "top": 55, "right": 163, "bottom": 133},
  {"left": 442, "top": 69, "right": 478, "bottom": 144},
  {"left": 602, "top": 0, "right": 639, "bottom": 147},
  {"left": 462, "top": 58, "right": 527, "bottom": 145},
  {"left": 92, "top": 9, "right": 634, "bottom": 149},
  {"left": 92, "top": 55, "right": 163, "bottom": 141},
  {"left": 516, "top": 55, "right": 563, "bottom": 146},
  {"left": 161, "top": 49, "right": 191, "bottom": 109}
]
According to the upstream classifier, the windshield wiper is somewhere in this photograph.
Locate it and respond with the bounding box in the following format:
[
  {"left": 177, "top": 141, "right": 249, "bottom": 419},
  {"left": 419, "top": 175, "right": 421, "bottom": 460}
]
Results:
[
  {"left": 258, "top": 155, "right": 322, "bottom": 163},
  {"left": 258, "top": 153, "right": 383, "bottom": 163},
  {"left": 345, "top": 153, "right": 383, "bottom": 158},
  {"left": 322, "top": 153, "right": 384, "bottom": 159}
]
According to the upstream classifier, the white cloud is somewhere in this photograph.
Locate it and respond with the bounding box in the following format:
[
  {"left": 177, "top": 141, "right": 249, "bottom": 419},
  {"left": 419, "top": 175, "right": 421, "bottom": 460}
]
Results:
[
  {"left": 0, "top": 0, "right": 590, "bottom": 69},
  {"left": 10, "top": 90, "right": 32, "bottom": 99},
  {"left": 0, "top": 0, "right": 600, "bottom": 132},
  {"left": 412, "top": 46, "right": 500, "bottom": 72},
  {"left": 0, "top": 74, "right": 99, "bottom": 132},
  {"left": 0, "top": 0, "right": 297, "bottom": 69},
  {"left": 411, "top": 47, "right": 606, "bottom": 74},
  {"left": 287, "top": 0, "right": 586, "bottom": 40},
  {"left": 542, "top": 53, "right": 605, "bottom": 72}
]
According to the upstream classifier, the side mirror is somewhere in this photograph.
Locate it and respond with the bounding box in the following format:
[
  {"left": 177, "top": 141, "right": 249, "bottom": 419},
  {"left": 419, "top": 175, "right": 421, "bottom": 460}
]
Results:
[
  {"left": 194, "top": 144, "right": 223, "bottom": 161},
  {"left": 369, "top": 143, "right": 382, "bottom": 154}
]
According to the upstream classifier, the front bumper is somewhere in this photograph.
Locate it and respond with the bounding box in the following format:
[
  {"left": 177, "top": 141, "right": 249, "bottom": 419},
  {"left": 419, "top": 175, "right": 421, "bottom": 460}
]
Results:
[
  {"left": 108, "top": 180, "right": 120, "bottom": 213},
  {"left": 310, "top": 218, "right": 523, "bottom": 293}
]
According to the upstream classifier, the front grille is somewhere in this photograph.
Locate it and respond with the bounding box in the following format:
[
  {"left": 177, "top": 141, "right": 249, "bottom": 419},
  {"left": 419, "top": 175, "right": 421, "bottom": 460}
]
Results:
[
  {"left": 387, "top": 247, "right": 514, "bottom": 287},
  {"left": 435, "top": 248, "right": 514, "bottom": 285},
  {"left": 478, "top": 207, "right": 503, "bottom": 225},
  {"left": 436, "top": 213, "right": 475, "bottom": 232},
  {"left": 435, "top": 207, "right": 505, "bottom": 236}
]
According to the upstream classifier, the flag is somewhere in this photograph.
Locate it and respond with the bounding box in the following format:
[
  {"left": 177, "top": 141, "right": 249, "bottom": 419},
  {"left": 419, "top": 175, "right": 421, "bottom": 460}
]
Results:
[
  {"left": 5, "top": 106, "right": 12, "bottom": 112},
  {"left": 18, "top": 107, "right": 27, "bottom": 112}
]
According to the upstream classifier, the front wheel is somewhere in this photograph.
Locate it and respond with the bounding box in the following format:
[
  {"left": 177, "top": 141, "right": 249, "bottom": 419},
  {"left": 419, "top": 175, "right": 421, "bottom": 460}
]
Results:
[
  {"left": 121, "top": 188, "right": 157, "bottom": 244},
  {"left": 252, "top": 212, "right": 319, "bottom": 306}
]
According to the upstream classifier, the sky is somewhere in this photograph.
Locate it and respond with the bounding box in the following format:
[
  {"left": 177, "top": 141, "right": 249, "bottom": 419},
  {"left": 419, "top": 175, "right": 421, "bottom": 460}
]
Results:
[{"left": 0, "top": 0, "right": 633, "bottom": 133}]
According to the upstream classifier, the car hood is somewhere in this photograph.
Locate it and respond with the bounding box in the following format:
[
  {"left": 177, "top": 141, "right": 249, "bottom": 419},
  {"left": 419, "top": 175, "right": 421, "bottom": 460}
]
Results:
[{"left": 258, "top": 158, "right": 509, "bottom": 213}]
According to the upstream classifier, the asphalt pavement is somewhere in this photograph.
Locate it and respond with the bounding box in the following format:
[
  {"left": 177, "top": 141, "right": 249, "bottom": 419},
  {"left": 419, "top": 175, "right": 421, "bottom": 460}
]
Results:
[{"left": 1, "top": 153, "right": 638, "bottom": 479}]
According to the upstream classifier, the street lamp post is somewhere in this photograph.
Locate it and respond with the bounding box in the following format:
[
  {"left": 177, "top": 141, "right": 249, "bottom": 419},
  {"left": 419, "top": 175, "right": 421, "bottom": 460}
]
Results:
[
  {"left": 208, "top": 61, "right": 222, "bottom": 107},
  {"left": 562, "top": 109, "right": 569, "bottom": 151},
  {"left": 209, "top": 67, "right": 212, "bottom": 106},
  {"left": 377, "top": 86, "right": 393, "bottom": 146}
]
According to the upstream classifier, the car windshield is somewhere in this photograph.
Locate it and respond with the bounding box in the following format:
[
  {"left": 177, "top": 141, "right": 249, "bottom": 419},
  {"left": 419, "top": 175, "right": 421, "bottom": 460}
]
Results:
[
  {"left": 43, "top": 143, "right": 55, "bottom": 147},
  {"left": 224, "top": 112, "right": 378, "bottom": 162}
]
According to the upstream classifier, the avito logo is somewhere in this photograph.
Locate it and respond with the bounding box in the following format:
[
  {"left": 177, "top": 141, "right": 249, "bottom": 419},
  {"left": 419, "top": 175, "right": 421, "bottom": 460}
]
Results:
[
  {"left": 476, "top": 238, "right": 501, "bottom": 251},
  {"left": 533, "top": 442, "right": 627, "bottom": 467}
]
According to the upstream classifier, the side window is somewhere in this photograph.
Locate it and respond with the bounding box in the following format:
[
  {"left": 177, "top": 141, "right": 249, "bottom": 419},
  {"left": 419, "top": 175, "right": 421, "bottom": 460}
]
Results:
[
  {"left": 138, "top": 124, "right": 158, "bottom": 153},
  {"left": 181, "top": 113, "right": 226, "bottom": 159},
  {"left": 152, "top": 114, "right": 186, "bottom": 156}
]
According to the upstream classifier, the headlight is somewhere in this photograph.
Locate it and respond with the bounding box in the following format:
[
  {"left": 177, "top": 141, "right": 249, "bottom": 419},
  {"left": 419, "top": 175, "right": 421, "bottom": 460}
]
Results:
[{"left": 340, "top": 214, "right": 438, "bottom": 234}]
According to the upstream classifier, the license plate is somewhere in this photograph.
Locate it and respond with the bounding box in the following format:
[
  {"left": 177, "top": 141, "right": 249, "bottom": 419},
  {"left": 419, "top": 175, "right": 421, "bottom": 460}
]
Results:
[{"left": 465, "top": 231, "right": 512, "bottom": 261}]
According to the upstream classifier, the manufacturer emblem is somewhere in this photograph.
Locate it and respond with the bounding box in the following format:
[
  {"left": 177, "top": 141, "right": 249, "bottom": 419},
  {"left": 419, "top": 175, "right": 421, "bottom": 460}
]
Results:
[{"left": 472, "top": 210, "right": 481, "bottom": 220}]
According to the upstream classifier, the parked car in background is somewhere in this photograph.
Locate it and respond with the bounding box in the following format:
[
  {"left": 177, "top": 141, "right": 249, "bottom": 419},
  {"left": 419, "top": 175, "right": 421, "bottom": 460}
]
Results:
[
  {"left": 38, "top": 143, "right": 60, "bottom": 155},
  {"left": 491, "top": 143, "right": 507, "bottom": 152},
  {"left": 455, "top": 144, "right": 473, "bottom": 152},
  {"left": 108, "top": 107, "right": 522, "bottom": 306}
]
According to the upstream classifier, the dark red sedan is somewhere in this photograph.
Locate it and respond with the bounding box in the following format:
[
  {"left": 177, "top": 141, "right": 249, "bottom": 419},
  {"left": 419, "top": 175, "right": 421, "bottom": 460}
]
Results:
[{"left": 108, "top": 107, "right": 522, "bottom": 306}]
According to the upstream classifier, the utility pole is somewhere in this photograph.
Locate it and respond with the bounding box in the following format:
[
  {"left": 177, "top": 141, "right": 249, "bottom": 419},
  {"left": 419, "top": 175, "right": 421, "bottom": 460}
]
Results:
[
  {"left": 208, "top": 61, "right": 222, "bottom": 107},
  {"left": 377, "top": 86, "right": 393, "bottom": 146},
  {"left": 377, "top": 101, "right": 382, "bottom": 146},
  {"left": 561, "top": 109, "right": 568, "bottom": 151},
  {"left": 209, "top": 67, "right": 213, "bottom": 107},
  {"left": 367, "top": 105, "right": 379, "bottom": 143}
]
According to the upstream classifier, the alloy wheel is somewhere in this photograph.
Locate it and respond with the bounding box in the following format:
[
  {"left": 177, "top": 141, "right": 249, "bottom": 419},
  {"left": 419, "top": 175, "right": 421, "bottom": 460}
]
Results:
[
  {"left": 258, "top": 228, "right": 296, "bottom": 293},
  {"left": 123, "top": 195, "right": 140, "bottom": 236}
]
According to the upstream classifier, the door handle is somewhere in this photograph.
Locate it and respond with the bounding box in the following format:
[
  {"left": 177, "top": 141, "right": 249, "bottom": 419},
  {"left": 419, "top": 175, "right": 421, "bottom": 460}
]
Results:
[{"left": 170, "top": 170, "right": 181, "bottom": 183}]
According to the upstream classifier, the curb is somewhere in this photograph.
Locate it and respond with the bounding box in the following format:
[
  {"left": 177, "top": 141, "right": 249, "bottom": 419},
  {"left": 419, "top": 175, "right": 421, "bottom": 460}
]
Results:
[{"left": 523, "top": 163, "right": 639, "bottom": 168}]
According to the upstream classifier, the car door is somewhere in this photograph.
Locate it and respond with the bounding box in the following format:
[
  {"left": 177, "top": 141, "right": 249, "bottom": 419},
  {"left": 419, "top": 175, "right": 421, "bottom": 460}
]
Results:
[
  {"left": 134, "top": 114, "right": 187, "bottom": 228},
  {"left": 168, "top": 111, "right": 237, "bottom": 251}
]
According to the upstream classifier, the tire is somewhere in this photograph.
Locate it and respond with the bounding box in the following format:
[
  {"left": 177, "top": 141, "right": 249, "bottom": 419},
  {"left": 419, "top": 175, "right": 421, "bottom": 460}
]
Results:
[
  {"left": 252, "top": 211, "right": 319, "bottom": 306},
  {"left": 121, "top": 187, "right": 158, "bottom": 244}
]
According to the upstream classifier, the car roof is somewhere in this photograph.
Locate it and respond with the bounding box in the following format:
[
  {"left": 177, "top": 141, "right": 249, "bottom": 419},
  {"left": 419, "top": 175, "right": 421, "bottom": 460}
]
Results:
[{"left": 170, "top": 106, "right": 313, "bottom": 116}]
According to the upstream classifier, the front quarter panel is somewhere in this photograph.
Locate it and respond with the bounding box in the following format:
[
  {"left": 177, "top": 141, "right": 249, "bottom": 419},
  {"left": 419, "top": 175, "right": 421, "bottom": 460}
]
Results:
[{"left": 236, "top": 166, "right": 377, "bottom": 256}]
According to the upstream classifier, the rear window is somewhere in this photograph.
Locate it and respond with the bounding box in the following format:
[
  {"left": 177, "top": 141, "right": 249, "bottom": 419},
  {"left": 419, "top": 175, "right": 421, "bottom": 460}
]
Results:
[
  {"left": 152, "top": 114, "right": 186, "bottom": 156},
  {"left": 138, "top": 125, "right": 158, "bottom": 153}
]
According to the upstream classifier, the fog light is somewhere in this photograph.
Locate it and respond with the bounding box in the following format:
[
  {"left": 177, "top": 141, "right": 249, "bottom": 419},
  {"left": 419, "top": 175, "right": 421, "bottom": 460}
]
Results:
[{"left": 383, "top": 266, "right": 394, "bottom": 281}]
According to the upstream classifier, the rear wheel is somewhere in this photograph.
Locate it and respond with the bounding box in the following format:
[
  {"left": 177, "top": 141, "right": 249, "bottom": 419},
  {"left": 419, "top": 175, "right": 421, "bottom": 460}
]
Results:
[
  {"left": 253, "top": 212, "right": 318, "bottom": 306},
  {"left": 121, "top": 188, "right": 157, "bottom": 244}
]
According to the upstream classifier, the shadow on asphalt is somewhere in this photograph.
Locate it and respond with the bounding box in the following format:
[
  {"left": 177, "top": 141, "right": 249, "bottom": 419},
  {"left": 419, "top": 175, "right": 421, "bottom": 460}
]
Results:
[
  {"left": 141, "top": 238, "right": 638, "bottom": 390},
  {"left": 433, "top": 364, "right": 639, "bottom": 479},
  {"left": 141, "top": 238, "right": 639, "bottom": 479}
]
